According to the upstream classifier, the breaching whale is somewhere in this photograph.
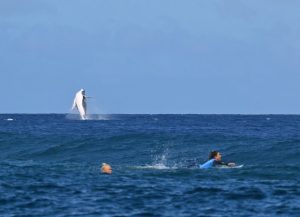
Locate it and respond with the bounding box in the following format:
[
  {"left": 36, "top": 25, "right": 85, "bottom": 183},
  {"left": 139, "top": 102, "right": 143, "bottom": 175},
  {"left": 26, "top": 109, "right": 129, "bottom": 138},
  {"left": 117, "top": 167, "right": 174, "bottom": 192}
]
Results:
[{"left": 72, "top": 89, "right": 88, "bottom": 120}]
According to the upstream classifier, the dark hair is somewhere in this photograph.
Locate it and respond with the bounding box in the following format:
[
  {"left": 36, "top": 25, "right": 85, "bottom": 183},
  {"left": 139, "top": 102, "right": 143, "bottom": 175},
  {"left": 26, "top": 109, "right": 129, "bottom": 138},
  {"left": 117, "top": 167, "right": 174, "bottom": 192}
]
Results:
[{"left": 209, "top": 151, "right": 219, "bottom": 159}]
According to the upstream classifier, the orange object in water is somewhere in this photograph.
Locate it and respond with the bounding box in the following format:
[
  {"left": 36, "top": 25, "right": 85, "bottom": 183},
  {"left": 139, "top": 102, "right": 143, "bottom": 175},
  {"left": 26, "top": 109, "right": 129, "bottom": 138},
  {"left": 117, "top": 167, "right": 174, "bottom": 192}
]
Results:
[{"left": 101, "top": 163, "right": 112, "bottom": 174}]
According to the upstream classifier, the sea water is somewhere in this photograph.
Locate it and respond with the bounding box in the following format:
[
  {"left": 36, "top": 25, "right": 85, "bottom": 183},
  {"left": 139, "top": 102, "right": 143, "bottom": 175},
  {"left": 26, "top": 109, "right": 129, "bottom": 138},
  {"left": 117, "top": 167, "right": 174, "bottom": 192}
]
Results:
[{"left": 0, "top": 114, "right": 299, "bottom": 216}]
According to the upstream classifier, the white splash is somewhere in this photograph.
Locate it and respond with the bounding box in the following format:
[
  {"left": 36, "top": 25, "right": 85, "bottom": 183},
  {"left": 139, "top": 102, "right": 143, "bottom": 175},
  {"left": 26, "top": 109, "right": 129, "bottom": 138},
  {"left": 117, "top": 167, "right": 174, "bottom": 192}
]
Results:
[
  {"left": 86, "top": 114, "right": 111, "bottom": 120},
  {"left": 139, "top": 163, "right": 170, "bottom": 170},
  {"left": 135, "top": 148, "right": 178, "bottom": 170}
]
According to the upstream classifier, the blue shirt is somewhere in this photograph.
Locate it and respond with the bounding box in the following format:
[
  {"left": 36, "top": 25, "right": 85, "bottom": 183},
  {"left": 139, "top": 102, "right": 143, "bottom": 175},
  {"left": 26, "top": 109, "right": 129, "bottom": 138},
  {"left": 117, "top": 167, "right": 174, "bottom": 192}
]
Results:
[
  {"left": 199, "top": 159, "right": 215, "bottom": 169},
  {"left": 199, "top": 159, "right": 228, "bottom": 169}
]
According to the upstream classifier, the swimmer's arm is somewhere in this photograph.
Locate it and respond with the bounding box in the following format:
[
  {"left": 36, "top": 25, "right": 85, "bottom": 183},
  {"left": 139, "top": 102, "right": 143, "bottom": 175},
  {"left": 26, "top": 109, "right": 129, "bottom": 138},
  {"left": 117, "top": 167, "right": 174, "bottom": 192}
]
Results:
[
  {"left": 214, "top": 161, "right": 235, "bottom": 167},
  {"left": 227, "top": 162, "right": 236, "bottom": 167},
  {"left": 214, "top": 161, "right": 227, "bottom": 166}
]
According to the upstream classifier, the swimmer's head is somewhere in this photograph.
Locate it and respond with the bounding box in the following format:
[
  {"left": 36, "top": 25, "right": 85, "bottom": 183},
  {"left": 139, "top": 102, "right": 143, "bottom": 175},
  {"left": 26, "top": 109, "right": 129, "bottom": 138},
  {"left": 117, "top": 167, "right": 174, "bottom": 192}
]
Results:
[
  {"left": 101, "top": 163, "right": 112, "bottom": 174},
  {"left": 209, "top": 150, "right": 221, "bottom": 161}
]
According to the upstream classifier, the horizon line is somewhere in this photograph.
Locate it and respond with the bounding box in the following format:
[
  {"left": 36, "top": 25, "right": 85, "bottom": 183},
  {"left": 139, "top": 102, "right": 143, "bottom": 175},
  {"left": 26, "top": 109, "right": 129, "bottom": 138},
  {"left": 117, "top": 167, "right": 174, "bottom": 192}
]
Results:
[{"left": 1, "top": 113, "right": 300, "bottom": 116}]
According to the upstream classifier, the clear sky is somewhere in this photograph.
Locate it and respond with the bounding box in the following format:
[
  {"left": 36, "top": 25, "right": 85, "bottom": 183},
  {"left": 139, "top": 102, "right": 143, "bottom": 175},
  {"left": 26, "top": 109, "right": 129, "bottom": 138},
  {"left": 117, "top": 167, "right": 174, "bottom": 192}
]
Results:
[{"left": 1, "top": 0, "right": 300, "bottom": 114}]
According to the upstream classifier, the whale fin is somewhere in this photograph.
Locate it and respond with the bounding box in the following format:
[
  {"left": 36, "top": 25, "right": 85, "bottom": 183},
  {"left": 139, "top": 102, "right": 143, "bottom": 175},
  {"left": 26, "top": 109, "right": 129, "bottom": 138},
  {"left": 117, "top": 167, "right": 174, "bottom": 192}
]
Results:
[{"left": 71, "top": 97, "right": 77, "bottom": 110}]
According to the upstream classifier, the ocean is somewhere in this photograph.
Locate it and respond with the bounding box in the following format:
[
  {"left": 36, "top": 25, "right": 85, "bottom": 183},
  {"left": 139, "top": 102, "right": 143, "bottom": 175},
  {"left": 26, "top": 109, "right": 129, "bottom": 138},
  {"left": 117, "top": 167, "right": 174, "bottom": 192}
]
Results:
[{"left": 0, "top": 114, "right": 299, "bottom": 217}]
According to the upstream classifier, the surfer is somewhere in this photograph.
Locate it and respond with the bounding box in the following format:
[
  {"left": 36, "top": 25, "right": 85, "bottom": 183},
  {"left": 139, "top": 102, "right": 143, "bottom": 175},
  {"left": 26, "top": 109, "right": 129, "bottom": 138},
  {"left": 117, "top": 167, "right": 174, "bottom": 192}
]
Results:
[
  {"left": 199, "top": 150, "right": 235, "bottom": 169},
  {"left": 101, "top": 163, "right": 112, "bottom": 174}
]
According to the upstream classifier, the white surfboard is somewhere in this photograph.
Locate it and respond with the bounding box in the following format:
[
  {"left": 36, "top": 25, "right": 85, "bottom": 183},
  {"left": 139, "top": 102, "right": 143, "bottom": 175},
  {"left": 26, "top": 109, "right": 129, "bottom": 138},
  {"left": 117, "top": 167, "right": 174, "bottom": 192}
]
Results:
[{"left": 217, "top": 164, "right": 244, "bottom": 169}]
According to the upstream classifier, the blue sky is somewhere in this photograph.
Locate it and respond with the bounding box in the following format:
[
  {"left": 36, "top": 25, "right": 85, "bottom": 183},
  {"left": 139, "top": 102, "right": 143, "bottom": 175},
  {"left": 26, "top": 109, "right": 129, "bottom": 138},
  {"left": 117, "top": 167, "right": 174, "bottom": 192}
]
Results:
[{"left": 1, "top": 0, "right": 300, "bottom": 114}]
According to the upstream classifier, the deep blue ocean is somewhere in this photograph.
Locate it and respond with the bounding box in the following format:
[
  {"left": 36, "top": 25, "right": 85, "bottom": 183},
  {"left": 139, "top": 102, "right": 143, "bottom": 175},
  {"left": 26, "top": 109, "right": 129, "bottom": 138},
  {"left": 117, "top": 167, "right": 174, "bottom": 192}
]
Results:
[{"left": 0, "top": 114, "right": 299, "bottom": 217}]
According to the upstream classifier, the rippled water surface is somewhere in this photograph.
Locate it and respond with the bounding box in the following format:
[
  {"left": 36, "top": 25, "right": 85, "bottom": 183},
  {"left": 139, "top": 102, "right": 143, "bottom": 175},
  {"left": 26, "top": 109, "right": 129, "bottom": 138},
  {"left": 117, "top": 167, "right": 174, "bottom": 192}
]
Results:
[{"left": 0, "top": 114, "right": 299, "bottom": 216}]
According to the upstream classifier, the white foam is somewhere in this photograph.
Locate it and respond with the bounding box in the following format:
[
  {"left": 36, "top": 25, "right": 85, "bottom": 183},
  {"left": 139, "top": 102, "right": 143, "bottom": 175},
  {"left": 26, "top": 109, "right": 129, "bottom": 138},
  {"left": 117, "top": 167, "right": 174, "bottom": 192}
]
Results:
[
  {"left": 135, "top": 163, "right": 172, "bottom": 170},
  {"left": 86, "top": 114, "right": 111, "bottom": 120},
  {"left": 65, "top": 113, "right": 111, "bottom": 121},
  {"left": 134, "top": 148, "right": 178, "bottom": 170}
]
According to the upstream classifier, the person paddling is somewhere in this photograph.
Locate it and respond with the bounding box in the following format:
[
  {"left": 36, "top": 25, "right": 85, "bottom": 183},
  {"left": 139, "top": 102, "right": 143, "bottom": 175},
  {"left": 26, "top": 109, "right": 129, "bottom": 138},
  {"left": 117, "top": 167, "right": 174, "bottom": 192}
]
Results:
[{"left": 199, "top": 151, "right": 235, "bottom": 169}]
